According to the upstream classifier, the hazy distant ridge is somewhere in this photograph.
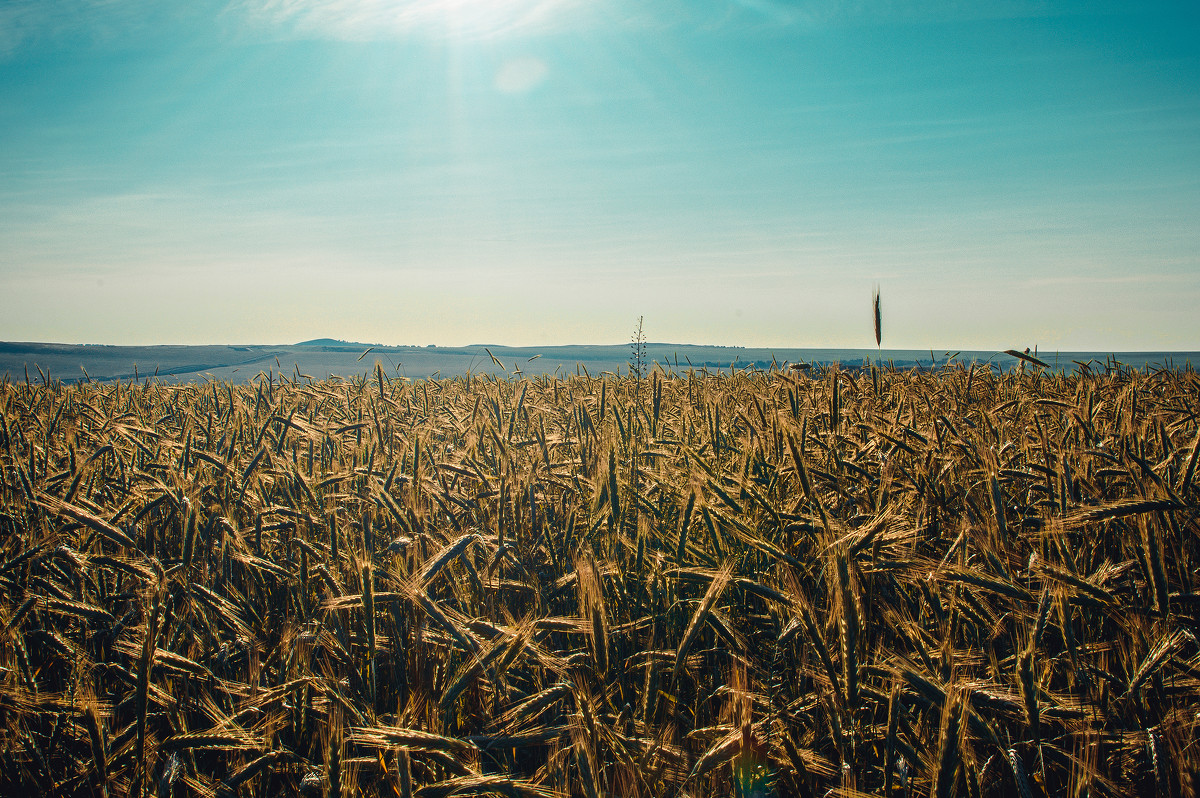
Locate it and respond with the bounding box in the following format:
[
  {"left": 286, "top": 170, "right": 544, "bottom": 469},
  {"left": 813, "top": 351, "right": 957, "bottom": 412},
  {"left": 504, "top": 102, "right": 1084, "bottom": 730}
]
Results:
[{"left": 1, "top": 340, "right": 1194, "bottom": 384}]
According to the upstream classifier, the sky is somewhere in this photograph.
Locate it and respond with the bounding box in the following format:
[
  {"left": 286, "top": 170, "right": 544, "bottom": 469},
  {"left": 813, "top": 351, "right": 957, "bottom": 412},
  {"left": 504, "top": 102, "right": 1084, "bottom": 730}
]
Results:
[{"left": 1, "top": 1, "right": 1198, "bottom": 350}]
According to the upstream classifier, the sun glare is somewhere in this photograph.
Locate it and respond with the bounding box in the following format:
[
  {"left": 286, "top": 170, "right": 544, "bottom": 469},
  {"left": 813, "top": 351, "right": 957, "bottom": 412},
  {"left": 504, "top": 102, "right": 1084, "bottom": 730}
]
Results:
[{"left": 397, "top": 0, "right": 568, "bottom": 38}]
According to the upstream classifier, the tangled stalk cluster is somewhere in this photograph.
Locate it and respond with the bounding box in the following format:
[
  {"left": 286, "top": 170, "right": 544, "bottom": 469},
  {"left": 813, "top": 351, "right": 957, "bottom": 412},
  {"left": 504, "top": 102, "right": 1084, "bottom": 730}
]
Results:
[{"left": 0, "top": 361, "right": 1197, "bottom": 797}]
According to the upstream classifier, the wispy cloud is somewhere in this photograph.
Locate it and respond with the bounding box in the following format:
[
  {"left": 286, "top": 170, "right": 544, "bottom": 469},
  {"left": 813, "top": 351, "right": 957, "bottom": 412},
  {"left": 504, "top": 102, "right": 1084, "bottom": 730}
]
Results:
[
  {"left": 0, "top": 1, "right": 122, "bottom": 58},
  {"left": 0, "top": 2, "right": 37, "bottom": 58},
  {"left": 1023, "top": 273, "right": 1194, "bottom": 289},
  {"left": 728, "top": 0, "right": 814, "bottom": 25},
  {"left": 610, "top": 0, "right": 1137, "bottom": 32},
  {"left": 780, "top": 0, "right": 1128, "bottom": 24},
  {"left": 0, "top": 0, "right": 1142, "bottom": 57},
  {"left": 0, "top": 0, "right": 222, "bottom": 58},
  {"left": 232, "top": 0, "right": 581, "bottom": 40}
]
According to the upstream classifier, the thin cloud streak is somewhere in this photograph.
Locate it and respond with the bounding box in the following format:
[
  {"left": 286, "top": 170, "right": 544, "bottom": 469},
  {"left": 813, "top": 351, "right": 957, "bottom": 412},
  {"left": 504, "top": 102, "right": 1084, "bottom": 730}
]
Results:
[
  {"left": 0, "top": 0, "right": 1152, "bottom": 57},
  {"left": 0, "top": 1, "right": 222, "bottom": 57},
  {"left": 233, "top": 0, "right": 581, "bottom": 40},
  {"left": 1024, "top": 274, "right": 1191, "bottom": 288}
]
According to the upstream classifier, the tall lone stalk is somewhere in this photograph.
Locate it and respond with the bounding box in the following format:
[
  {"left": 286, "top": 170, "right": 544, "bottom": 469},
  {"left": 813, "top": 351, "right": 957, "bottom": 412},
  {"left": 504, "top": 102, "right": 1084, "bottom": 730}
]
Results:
[
  {"left": 630, "top": 316, "right": 647, "bottom": 402},
  {"left": 872, "top": 286, "right": 882, "bottom": 365}
]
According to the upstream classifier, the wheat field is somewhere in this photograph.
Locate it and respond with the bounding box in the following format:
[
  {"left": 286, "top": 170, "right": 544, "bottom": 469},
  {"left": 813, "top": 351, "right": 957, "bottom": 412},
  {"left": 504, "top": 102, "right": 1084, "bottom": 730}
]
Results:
[{"left": 0, "top": 361, "right": 1197, "bottom": 797}]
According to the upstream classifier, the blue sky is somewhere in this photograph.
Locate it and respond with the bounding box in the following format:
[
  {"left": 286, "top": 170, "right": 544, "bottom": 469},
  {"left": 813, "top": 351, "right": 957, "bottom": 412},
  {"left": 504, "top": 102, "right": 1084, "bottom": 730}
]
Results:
[{"left": 1, "top": 1, "right": 1197, "bottom": 349}]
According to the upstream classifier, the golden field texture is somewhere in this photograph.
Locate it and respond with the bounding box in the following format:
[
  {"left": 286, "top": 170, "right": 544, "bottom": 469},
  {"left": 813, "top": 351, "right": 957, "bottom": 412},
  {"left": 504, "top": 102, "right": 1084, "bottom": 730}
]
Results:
[{"left": 0, "top": 363, "right": 1198, "bottom": 797}]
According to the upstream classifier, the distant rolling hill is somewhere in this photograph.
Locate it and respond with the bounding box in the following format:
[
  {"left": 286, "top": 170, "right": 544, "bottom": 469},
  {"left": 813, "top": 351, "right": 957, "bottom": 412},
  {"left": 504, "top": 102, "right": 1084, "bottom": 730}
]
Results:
[{"left": 0, "top": 340, "right": 1194, "bottom": 383}]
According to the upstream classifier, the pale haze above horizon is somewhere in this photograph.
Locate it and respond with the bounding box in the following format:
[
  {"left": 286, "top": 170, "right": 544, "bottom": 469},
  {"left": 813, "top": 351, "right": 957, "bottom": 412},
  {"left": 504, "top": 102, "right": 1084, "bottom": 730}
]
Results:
[{"left": 1, "top": 1, "right": 1197, "bottom": 351}]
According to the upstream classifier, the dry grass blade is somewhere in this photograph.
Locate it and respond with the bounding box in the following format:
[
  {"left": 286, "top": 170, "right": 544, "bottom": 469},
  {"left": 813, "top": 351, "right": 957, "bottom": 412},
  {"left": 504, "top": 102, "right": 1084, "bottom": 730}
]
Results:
[
  {"left": 670, "top": 564, "right": 733, "bottom": 686},
  {"left": 940, "top": 567, "right": 1034, "bottom": 603},
  {"left": 1125, "top": 629, "right": 1193, "bottom": 696},
  {"left": 34, "top": 493, "right": 137, "bottom": 548},
  {"left": 83, "top": 703, "right": 110, "bottom": 798},
  {"left": 223, "top": 750, "right": 291, "bottom": 789},
  {"left": 1178, "top": 423, "right": 1200, "bottom": 495},
  {"left": 570, "top": 713, "right": 601, "bottom": 798},
  {"left": 39, "top": 595, "right": 114, "bottom": 624},
  {"left": 1062, "top": 498, "right": 1181, "bottom": 528},
  {"left": 1003, "top": 349, "right": 1049, "bottom": 369},
  {"left": 1035, "top": 561, "right": 1117, "bottom": 606},
  {"left": 348, "top": 726, "right": 480, "bottom": 758},
  {"left": 414, "top": 775, "right": 559, "bottom": 798},
  {"left": 160, "top": 732, "right": 260, "bottom": 751},
  {"left": 883, "top": 681, "right": 900, "bottom": 796},
  {"left": 496, "top": 682, "right": 572, "bottom": 732},
  {"left": 836, "top": 552, "right": 859, "bottom": 709},
  {"left": 417, "top": 532, "right": 481, "bottom": 587},
  {"left": 932, "top": 688, "right": 965, "bottom": 798},
  {"left": 688, "top": 728, "right": 740, "bottom": 781},
  {"left": 414, "top": 589, "right": 482, "bottom": 657}
]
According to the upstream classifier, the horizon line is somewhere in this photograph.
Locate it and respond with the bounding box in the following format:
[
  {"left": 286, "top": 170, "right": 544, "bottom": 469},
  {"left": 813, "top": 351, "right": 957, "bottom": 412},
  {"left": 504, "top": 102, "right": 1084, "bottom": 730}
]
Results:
[{"left": 2, "top": 339, "right": 1198, "bottom": 356}]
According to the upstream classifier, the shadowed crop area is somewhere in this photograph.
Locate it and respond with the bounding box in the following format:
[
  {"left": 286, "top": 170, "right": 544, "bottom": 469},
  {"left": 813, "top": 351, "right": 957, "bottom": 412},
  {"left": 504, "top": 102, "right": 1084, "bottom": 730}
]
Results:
[{"left": 0, "top": 363, "right": 1198, "bottom": 797}]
